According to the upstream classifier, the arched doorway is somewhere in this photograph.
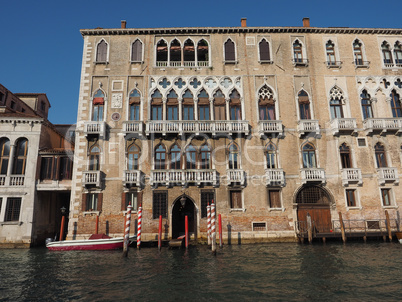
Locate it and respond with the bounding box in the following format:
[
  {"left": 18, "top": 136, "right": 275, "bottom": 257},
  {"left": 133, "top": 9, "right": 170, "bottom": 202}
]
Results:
[
  {"left": 295, "top": 185, "right": 333, "bottom": 233},
  {"left": 172, "top": 195, "right": 196, "bottom": 239}
]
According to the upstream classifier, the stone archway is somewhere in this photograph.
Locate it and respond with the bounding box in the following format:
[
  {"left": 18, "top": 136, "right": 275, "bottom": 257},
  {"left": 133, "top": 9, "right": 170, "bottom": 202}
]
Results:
[{"left": 171, "top": 195, "right": 196, "bottom": 239}]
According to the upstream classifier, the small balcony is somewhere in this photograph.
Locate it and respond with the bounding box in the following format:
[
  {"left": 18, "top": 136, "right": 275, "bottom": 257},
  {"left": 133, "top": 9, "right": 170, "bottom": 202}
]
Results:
[
  {"left": 265, "top": 169, "right": 285, "bottom": 187},
  {"left": 84, "top": 121, "right": 106, "bottom": 138},
  {"left": 363, "top": 118, "right": 402, "bottom": 135},
  {"left": 145, "top": 120, "right": 249, "bottom": 136},
  {"left": 297, "top": 120, "right": 320, "bottom": 137},
  {"left": 122, "top": 121, "right": 144, "bottom": 137},
  {"left": 227, "top": 169, "right": 246, "bottom": 187},
  {"left": 292, "top": 58, "right": 308, "bottom": 66},
  {"left": 326, "top": 61, "right": 343, "bottom": 68},
  {"left": 377, "top": 167, "right": 399, "bottom": 185},
  {"left": 82, "top": 171, "right": 102, "bottom": 188},
  {"left": 123, "top": 170, "right": 143, "bottom": 187},
  {"left": 301, "top": 168, "right": 326, "bottom": 184},
  {"left": 354, "top": 60, "right": 370, "bottom": 68},
  {"left": 0, "top": 175, "right": 5, "bottom": 186},
  {"left": 0, "top": 175, "right": 25, "bottom": 186},
  {"left": 341, "top": 168, "right": 362, "bottom": 186},
  {"left": 330, "top": 118, "right": 357, "bottom": 136},
  {"left": 258, "top": 120, "right": 283, "bottom": 137},
  {"left": 150, "top": 169, "right": 218, "bottom": 187}
]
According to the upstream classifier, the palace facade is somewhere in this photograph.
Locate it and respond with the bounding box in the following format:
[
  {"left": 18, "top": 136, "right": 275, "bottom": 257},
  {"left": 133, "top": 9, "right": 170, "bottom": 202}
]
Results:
[{"left": 68, "top": 18, "right": 402, "bottom": 243}]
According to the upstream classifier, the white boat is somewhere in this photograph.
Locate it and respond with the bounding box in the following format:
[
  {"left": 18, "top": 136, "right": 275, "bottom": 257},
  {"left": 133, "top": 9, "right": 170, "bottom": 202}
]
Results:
[{"left": 396, "top": 232, "right": 402, "bottom": 244}]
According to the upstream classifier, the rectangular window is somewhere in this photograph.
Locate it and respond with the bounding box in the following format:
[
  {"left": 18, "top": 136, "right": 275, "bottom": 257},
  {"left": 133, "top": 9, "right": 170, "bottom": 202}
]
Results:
[
  {"left": 86, "top": 193, "right": 98, "bottom": 211},
  {"left": 183, "top": 105, "right": 194, "bottom": 120},
  {"left": 59, "top": 157, "right": 72, "bottom": 180},
  {"left": 252, "top": 222, "right": 267, "bottom": 231},
  {"left": 130, "top": 105, "right": 140, "bottom": 121},
  {"left": 268, "top": 190, "right": 281, "bottom": 208},
  {"left": 198, "top": 105, "right": 210, "bottom": 120},
  {"left": 152, "top": 106, "right": 162, "bottom": 120},
  {"left": 153, "top": 191, "right": 167, "bottom": 219},
  {"left": 0, "top": 197, "right": 2, "bottom": 215},
  {"left": 123, "top": 192, "right": 138, "bottom": 211},
  {"left": 10, "top": 101, "right": 16, "bottom": 110},
  {"left": 381, "top": 189, "right": 391, "bottom": 206},
  {"left": 0, "top": 91, "right": 4, "bottom": 104},
  {"left": 214, "top": 105, "right": 226, "bottom": 120},
  {"left": 201, "top": 190, "right": 215, "bottom": 218},
  {"left": 230, "top": 190, "right": 242, "bottom": 209},
  {"left": 346, "top": 189, "right": 356, "bottom": 207},
  {"left": 40, "top": 157, "right": 54, "bottom": 180},
  {"left": 5, "top": 197, "right": 21, "bottom": 221}
]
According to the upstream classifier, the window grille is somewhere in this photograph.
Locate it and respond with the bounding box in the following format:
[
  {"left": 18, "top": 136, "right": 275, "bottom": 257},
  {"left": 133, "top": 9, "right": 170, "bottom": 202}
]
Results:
[{"left": 252, "top": 222, "right": 267, "bottom": 231}]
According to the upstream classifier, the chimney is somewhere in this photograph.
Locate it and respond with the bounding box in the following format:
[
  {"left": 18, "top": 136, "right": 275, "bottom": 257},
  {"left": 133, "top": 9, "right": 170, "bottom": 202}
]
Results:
[
  {"left": 302, "top": 18, "right": 310, "bottom": 27},
  {"left": 121, "top": 20, "right": 127, "bottom": 29},
  {"left": 241, "top": 18, "right": 247, "bottom": 27}
]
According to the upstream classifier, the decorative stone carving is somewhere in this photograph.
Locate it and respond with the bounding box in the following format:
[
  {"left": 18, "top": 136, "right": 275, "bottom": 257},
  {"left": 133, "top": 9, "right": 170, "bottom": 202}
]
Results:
[{"left": 111, "top": 93, "right": 123, "bottom": 108}]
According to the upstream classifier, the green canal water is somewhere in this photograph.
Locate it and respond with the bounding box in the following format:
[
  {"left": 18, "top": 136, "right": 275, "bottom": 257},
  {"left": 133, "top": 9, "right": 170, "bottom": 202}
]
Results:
[{"left": 1, "top": 242, "right": 402, "bottom": 301}]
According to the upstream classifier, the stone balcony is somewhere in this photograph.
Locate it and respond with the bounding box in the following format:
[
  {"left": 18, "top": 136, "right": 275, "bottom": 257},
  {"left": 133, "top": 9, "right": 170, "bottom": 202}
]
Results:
[
  {"left": 297, "top": 120, "right": 320, "bottom": 137},
  {"left": 265, "top": 169, "right": 285, "bottom": 187},
  {"left": 36, "top": 179, "right": 72, "bottom": 191},
  {"left": 0, "top": 175, "right": 25, "bottom": 187},
  {"left": 145, "top": 120, "right": 249, "bottom": 136},
  {"left": 150, "top": 169, "right": 218, "bottom": 187},
  {"left": 363, "top": 118, "right": 402, "bottom": 135},
  {"left": 258, "top": 120, "right": 284, "bottom": 137},
  {"left": 330, "top": 118, "right": 357, "bottom": 136},
  {"left": 123, "top": 170, "right": 143, "bottom": 187},
  {"left": 227, "top": 169, "right": 246, "bottom": 187},
  {"left": 122, "top": 121, "right": 144, "bottom": 137},
  {"left": 377, "top": 167, "right": 399, "bottom": 185},
  {"left": 341, "top": 168, "right": 363, "bottom": 186},
  {"left": 83, "top": 121, "right": 106, "bottom": 138},
  {"left": 301, "top": 168, "right": 326, "bottom": 184},
  {"left": 82, "top": 171, "right": 102, "bottom": 188}
]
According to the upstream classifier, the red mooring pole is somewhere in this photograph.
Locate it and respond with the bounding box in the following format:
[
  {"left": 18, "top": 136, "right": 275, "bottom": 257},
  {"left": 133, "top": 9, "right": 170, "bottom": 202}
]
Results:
[
  {"left": 59, "top": 215, "right": 65, "bottom": 241},
  {"left": 185, "top": 215, "right": 189, "bottom": 249},
  {"left": 95, "top": 215, "right": 99, "bottom": 234},
  {"left": 137, "top": 205, "right": 142, "bottom": 249},
  {"left": 158, "top": 215, "right": 162, "bottom": 250},
  {"left": 207, "top": 203, "right": 211, "bottom": 245},
  {"left": 219, "top": 214, "right": 223, "bottom": 248},
  {"left": 123, "top": 204, "right": 132, "bottom": 257}
]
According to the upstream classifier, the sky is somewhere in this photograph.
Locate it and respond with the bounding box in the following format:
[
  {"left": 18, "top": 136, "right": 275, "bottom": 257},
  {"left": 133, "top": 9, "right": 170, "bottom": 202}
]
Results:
[{"left": 1, "top": 0, "right": 401, "bottom": 124}]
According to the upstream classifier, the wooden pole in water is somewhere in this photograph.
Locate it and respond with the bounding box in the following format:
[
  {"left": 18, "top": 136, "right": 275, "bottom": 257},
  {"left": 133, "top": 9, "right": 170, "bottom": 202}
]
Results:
[
  {"left": 59, "top": 215, "right": 65, "bottom": 241},
  {"left": 211, "top": 201, "right": 216, "bottom": 254},
  {"left": 207, "top": 203, "right": 211, "bottom": 246},
  {"left": 137, "top": 205, "right": 142, "bottom": 249},
  {"left": 385, "top": 210, "right": 392, "bottom": 242},
  {"left": 185, "top": 215, "right": 189, "bottom": 249},
  {"left": 123, "top": 204, "right": 132, "bottom": 257},
  {"left": 158, "top": 215, "right": 162, "bottom": 250},
  {"left": 95, "top": 215, "right": 99, "bottom": 234},
  {"left": 339, "top": 212, "right": 346, "bottom": 243},
  {"left": 307, "top": 213, "right": 312, "bottom": 244},
  {"left": 218, "top": 214, "right": 223, "bottom": 248}
]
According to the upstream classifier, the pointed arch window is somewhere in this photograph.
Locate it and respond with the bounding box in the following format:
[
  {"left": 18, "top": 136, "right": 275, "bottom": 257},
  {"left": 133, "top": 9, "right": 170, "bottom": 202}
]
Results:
[
  {"left": 197, "top": 89, "right": 210, "bottom": 120},
  {"left": 89, "top": 144, "right": 100, "bottom": 171},
  {"left": 170, "top": 39, "right": 181, "bottom": 65},
  {"left": 96, "top": 40, "right": 108, "bottom": 62},
  {"left": 229, "top": 89, "right": 241, "bottom": 120},
  {"left": 293, "top": 40, "right": 303, "bottom": 63},
  {"left": 13, "top": 138, "right": 28, "bottom": 175},
  {"left": 326, "top": 40, "right": 336, "bottom": 65},
  {"left": 183, "top": 39, "right": 195, "bottom": 65},
  {"left": 298, "top": 90, "right": 311, "bottom": 120},
  {"left": 382, "top": 42, "right": 393, "bottom": 65},
  {"left": 353, "top": 40, "right": 364, "bottom": 65},
  {"left": 0, "top": 138, "right": 10, "bottom": 175},
  {"left": 155, "top": 144, "right": 166, "bottom": 170},
  {"left": 197, "top": 39, "right": 209, "bottom": 65},
  {"left": 224, "top": 39, "right": 236, "bottom": 62},
  {"left": 340, "top": 143, "right": 351, "bottom": 169},
  {"left": 186, "top": 145, "right": 197, "bottom": 169},
  {"left": 394, "top": 42, "right": 402, "bottom": 65},
  {"left": 214, "top": 90, "right": 226, "bottom": 120},
  {"left": 375, "top": 143, "right": 387, "bottom": 168},
  {"left": 228, "top": 142, "right": 240, "bottom": 169},
  {"left": 360, "top": 90, "right": 373, "bottom": 119},
  {"left": 151, "top": 90, "right": 163, "bottom": 120},
  {"left": 200, "top": 144, "right": 211, "bottom": 169},
  {"left": 390, "top": 90, "right": 402, "bottom": 117},
  {"left": 127, "top": 143, "right": 140, "bottom": 170},
  {"left": 259, "top": 39, "right": 271, "bottom": 62},
  {"left": 167, "top": 90, "right": 178, "bottom": 120},
  {"left": 258, "top": 85, "right": 275, "bottom": 120},
  {"left": 182, "top": 89, "right": 194, "bottom": 121},
  {"left": 170, "top": 144, "right": 181, "bottom": 170},
  {"left": 129, "top": 89, "right": 141, "bottom": 121},
  {"left": 156, "top": 40, "right": 168, "bottom": 65},
  {"left": 131, "top": 40, "right": 143, "bottom": 62},
  {"left": 266, "top": 142, "right": 277, "bottom": 169},
  {"left": 329, "top": 87, "right": 344, "bottom": 119},
  {"left": 92, "top": 90, "right": 105, "bottom": 121},
  {"left": 302, "top": 143, "right": 317, "bottom": 168}
]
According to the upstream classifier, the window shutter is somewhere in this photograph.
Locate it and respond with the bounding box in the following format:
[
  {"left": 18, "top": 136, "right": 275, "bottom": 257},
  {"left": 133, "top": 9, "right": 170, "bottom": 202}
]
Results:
[
  {"left": 97, "top": 193, "right": 103, "bottom": 211},
  {"left": 269, "top": 190, "right": 281, "bottom": 208},
  {"left": 225, "top": 40, "right": 235, "bottom": 61},
  {"left": 82, "top": 193, "right": 87, "bottom": 211},
  {"left": 121, "top": 192, "right": 126, "bottom": 211},
  {"left": 259, "top": 41, "right": 270, "bottom": 61},
  {"left": 132, "top": 40, "right": 142, "bottom": 62}
]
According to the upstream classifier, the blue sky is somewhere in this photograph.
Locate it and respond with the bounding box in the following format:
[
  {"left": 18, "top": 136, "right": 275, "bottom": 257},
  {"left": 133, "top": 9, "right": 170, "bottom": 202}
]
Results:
[{"left": 1, "top": 0, "right": 401, "bottom": 124}]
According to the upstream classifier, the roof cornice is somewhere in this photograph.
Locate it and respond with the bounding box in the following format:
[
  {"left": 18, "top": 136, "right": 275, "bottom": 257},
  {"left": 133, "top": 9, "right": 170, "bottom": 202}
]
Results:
[{"left": 80, "top": 26, "right": 402, "bottom": 37}]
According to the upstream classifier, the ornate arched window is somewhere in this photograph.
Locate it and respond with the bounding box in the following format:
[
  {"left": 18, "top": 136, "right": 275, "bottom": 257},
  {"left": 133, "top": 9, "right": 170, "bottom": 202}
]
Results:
[
  {"left": 382, "top": 41, "right": 393, "bottom": 64},
  {"left": 183, "top": 39, "right": 195, "bottom": 65},
  {"left": 182, "top": 89, "right": 194, "bottom": 120},
  {"left": 131, "top": 39, "right": 143, "bottom": 62},
  {"left": 375, "top": 143, "right": 387, "bottom": 168},
  {"left": 298, "top": 90, "right": 311, "bottom": 120},
  {"left": 259, "top": 39, "right": 270, "bottom": 62},
  {"left": 156, "top": 40, "right": 168, "bottom": 64},
  {"left": 0, "top": 138, "right": 10, "bottom": 175},
  {"left": 258, "top": 85, "right": 275, "bottom": 120},
  {"left": 127, "top": 143, "right": 140, "bottom": 170},
  {"left": 170, "top": 144, "right": 181, "bottom": 169},
  {"left": 360, "top": 90, "right": 373, "bottom": 119},
  {"left": 89, "top": 144, "right": 100, "bottom": 171},
  {"left": 302, "top": 143, "right": 316, "bottom": 168},
  {"left": 129, "top": 89, "right": 141, "bottom": 121},
  {"left": 394, "top": 42, "right": 402, "bottom": 65},
  {"left": 228, "top": 142, "right": 240, "bottom": 169},
  {"left": 340, "top": 143, "right": 351, "bottom": 169},
  {"left": 170, "top": 39, "right": 181, "bottom": 65},
  {"left": 390, "top": 90, "right": 402, "bottom": 118},
  {"left": 200, "top": 144, "right": 211, "bottom": 169},
  {"left": 96, "top": 40, "right": 107, "bottom": 62},
  {"left": 266, "top": 142, "right": 277, "bottom": 169},
  {"left": 353, "top": 39, "right": 364, "bottom": 65},
  {"left": 155, "top": 144, "right": 166, "bottom": 170},
  {"left": 13, "top": 138, "right": 28, "bottom": 175},
  {"left": 197, "top": 89, "right": 209, "bottom": 120},
  {"left": 186, "top": 145, "right": 197, "bottom": 169},
  {"left": 326, "top": 40, "right": 336, "bottom": 65},
  {"left": 329, "top": 86, "right": 344, "bottom": 119},
  {"left": 293, "top": 40, "right": 303, "bottom": 63},
  {"left": 92, "top": 89, "right": 105, "bottom": 121},
  {"left": 213, "top": 90, "right": 226, "bottom": 120},
  {"left": 224, "top": 39, "right": 235, "bottom": 62},
  {"left": 197, "top": 39, "right": 209, "bottom": 65},
  {"left": 166, "top": 90, "right": 178, "bottom": 120},
  {"left": 296, "top": 185, "right": 330, "bottom": 204},
  {"left": 229, "top": 89, "right": 241, "bottom": 120},
  {"left": 151, "top": 90, "right": 162, "bottom": 120}
]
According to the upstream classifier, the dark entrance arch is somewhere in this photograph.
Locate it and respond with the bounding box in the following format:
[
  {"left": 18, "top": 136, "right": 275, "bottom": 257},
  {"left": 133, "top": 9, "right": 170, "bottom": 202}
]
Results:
[
  {"left": 295, "top": 185, "right": 333, "bottom": 233},
  {"left": 172, "top": 195, "right": 196, "bottom": 239}
]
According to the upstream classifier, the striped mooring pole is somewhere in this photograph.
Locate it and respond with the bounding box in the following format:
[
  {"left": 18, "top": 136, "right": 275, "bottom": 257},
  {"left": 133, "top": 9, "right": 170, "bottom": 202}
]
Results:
[
  {"left": 137, "top": 205, "right": 142, "bottom": 249},
  {"left": 158, "top": 215, "right": 162, "bottom": 250},
  {"left": 123, "top": 204, "right": 132, "bottom": 257},
  {"left": 207, "top": 203, "right": 211, "bottom": 245},
  {"left": 211, "top": 201, "right": 216, "bottom": 254}
]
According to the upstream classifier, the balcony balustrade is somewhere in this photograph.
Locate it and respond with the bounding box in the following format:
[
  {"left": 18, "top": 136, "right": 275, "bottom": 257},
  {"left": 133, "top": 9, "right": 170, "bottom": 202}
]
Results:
[
  {"left": 156, "top": 61, "right": 209, "bottom": 68},
  {"left": 227, "top": 169, "right": 246, "bottom": 187},
  {"left": 258, "top": 120, "right": 283, "bottom": 137},
  {"left": 363, "top": 118, "right": 402, "bottom": 135},
  {"left": 0, "top": 175, "right": 5, "bottom": 186},
  {"left": 150, "top": 169, "right": 218, "bottom": 187},
  {"left": 0, "top": 175, "right": 25, "bottom": 186},
  {"left": 297, "top": 120, "right": 320, "bottom": 137},
  {"left": 326, "top": 61, "right": 343, "bottom": 68},
  {"left": 377, "top": 167, "right": 399, "bottom": 185},
  {"left": 123, "top": 170, "right": 142, "bottom": 187},
  {"left": 330, "top": 118, "right": 357, "bottom": 136},
  {"left": 82, "top": 171, "right": 102, "bottom": 188},
  {"left": 122, "top": 121, "right": 144, "bottom": 137},
  {"left": 301, "top": 168, "right": 326, "bottom": 184},
  {"left": 84, "top": 121, "right": 106, "bottom": 138},
  {"left": 341, "top": 168, "right": 362, "bottom": 186},
  {"left": 265, "top": 169, "right": 285, "bottom": 187}
]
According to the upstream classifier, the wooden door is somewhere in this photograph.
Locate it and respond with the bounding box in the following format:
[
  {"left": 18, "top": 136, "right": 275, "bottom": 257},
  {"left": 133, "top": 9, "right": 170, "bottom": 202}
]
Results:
[{"left": 297, "top": 204, "right": 332, "bottom": 233}]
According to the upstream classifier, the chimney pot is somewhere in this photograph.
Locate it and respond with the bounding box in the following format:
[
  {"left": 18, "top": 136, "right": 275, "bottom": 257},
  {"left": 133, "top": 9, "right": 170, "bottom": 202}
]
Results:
[
  {"left": 303, "top": 18, "right": 310, "bottom": 27},
  {"left": 121, "top": 20, "right": 127, "bottom": 29},
  {"left": 241, "top": 18, "right": 247, "bottom": 27}
]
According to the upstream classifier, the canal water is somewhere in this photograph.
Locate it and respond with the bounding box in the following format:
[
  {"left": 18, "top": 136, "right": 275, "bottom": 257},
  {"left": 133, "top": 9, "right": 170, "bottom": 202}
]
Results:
[{"left": 1, "top": 242, "right": 402, "bottom": 301}]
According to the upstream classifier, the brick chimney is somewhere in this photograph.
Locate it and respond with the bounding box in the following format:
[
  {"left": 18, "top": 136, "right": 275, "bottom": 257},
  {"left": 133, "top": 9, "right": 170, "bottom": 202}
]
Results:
[
  {"left": 121, "top": 20, "right": 127, "bottom": 29},
  {"left": 302, "top": 18, "right": 310, "bottom": 27},
  {"left": 241, "top": 18, "right": 247, "bottom": 27}
]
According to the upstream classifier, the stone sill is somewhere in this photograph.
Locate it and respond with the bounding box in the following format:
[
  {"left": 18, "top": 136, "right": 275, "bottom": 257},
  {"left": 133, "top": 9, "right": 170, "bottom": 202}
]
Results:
[{"left": 0, "top": 221, "right": 23, "bottom": 226}]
